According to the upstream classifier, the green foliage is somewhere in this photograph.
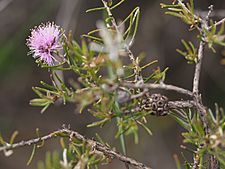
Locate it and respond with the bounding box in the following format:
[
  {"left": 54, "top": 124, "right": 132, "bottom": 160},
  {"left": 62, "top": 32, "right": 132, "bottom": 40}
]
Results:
[
  {"left": 207, "top": 105, "right": 225, "bottom": 167},
  {"left": 119, "top": 7, "right": 140, "bottom": 46},
  {"left": 177, "top": 39, "right": 198, "bottom": 64},
  {"left": 0, "top": 131, "right": 19, "bottom": 147},
  {"left": 160, "top": 0, "right": 200, "bottom": 28},
  {"left": 30, "top": 78, "right": 74, "bottom": 113},
  {"left": 144, "top": 67, "right": 169, "bottom": 83},
  {"left": 37, "top": 138, "right": 108, "bottom": 169},
  {"left": 37, "top": 151, "right": 61, "bottom": 169},
  {"left": 171, "top": 105, "right": 225, "bottom": 168},
  {"left": 203, "top": 21, "right": 225, "bottom": 53}
]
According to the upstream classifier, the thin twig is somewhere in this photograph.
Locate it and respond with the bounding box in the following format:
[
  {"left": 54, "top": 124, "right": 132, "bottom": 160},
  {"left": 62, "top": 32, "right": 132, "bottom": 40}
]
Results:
[
  {"left": 123, "top": 100, "right": 195, "bottom": 116},
  {"left": 167, "top": 100, "right": 195, "bottom": 109},
  {"left": 214, "top": 17, "right": 225, "bottom": 27},
  {"left": 192, "top": 5, "right": 210, "bottom": 134},
  {"left": 130, "top": 88, "right": 149, "bottom": 100},
  {"left": 206, "top": 17, "right": 225, "bottom": 30},
  {"left": 191, "top": 4, "right": 219, "bottom": 168},
  {"left": 193, "top": 41, "right": 205, "bottom": 94},
  {"left": 122, "top": 82, "right": 193, "bottom": 97},
  {"left": 196, "top": 10, "right": 225, "bottom": 18},
  {"left": 0, "top": 128, "right": 151, "bottom": 169}
]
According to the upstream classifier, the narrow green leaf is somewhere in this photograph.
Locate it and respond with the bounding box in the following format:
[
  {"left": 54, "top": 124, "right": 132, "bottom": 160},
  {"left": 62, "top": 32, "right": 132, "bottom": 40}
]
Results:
[
  {"left": 171, "top": 113, "right": 189, "bottom": 130},
  {"left": 40, "top": 81, "right": 56, "bottom": 91},
  {"left": 87, "top": 118, "right": 109, "bottom": 128},
  {"left": 168, "top": 8, "right": 183, "bottom": 12},
  {"left": 41, "top": 104, "right": 51, "bottom": 114},
  {"left": 165, "top": 11, "right": 183, "bottom": 18},
  {"left": 32, "top": 87, "right": 44, "bottom": 98},
  {"left": 30, "top": 98, "right": 51, "bottom": 107},
  {"left": 0, "top": 133, "right": 6, "bottom": 145},
  {"left": 27, "top": 144, "right": 36, "bottom": 166},
  {"left": 138, "top": 122, "right": 152, "bottom": 135},
  {"left": 160, "top": 3, "right": 181, "bottom": 9},
  {"left": 95, "top": 133, "right": 104, "bottom": 144},
  {"left": 110, "top": 0, "right": 126, "bottom": 10},
  {"left": 176, "top": 49, "right": 187, "bottom": 57},
  {"left": 82, "top": 34, "right": 103, "bottom": 43},
  {"left": 86, "top": 7, "right": 106, "bottom": 13},
  {"left": 117, "top": 117, "right": 127, "bottom": 155},
  {"left": 9, "top": 131, "right": 18, "bottom": 144},
  {"left": 218, "top": 22, "right": 224, "bottom": 35},
  {"left": 128, "top": 7, "right": 140, "bottom": 46},
  {"left": 141, "top": 60, "right": 158, "bottom": 70}
]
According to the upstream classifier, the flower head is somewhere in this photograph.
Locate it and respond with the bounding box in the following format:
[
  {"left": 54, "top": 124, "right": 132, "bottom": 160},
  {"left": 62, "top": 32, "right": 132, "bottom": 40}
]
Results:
[{"left": 26, "top": 22, "right": 63, "bottom": 65}]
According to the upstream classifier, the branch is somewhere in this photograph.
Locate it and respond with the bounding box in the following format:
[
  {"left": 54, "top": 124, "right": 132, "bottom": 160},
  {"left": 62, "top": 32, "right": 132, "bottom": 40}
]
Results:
[
  {"left": 123, "top": 100, "right": 195, "bottom": 116},
  {"left": 122, "top": 82, "right": 193, "bottom": 97},
  {"left": 196, "top": 9, "right": 225, "bottom": 18},
  {"left": 193, "top": 41, "right": 205, "bottom": 94},
  {"left": 191, "top": 8, "right": 210, "bottom": 134},
  {"left": 191, "top": 5, "right": 219, "bottom": 168},
  {"left": 176, "top": 2, "right": 218, "bottom": 168},
  {"left": 0, "top": 128, "right": 151, "bottom": 169},
  {"left": 168, "top": 100, "right": 195, "bottom": 109},
  {"left": 214, "top": 17, "right": 225, "bottom": 27}
]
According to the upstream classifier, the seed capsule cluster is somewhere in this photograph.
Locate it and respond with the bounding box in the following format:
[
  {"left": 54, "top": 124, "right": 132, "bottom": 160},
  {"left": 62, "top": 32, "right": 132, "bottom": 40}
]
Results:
[{"left": 137, "top": 93, "right": 169, "bottom": 116}]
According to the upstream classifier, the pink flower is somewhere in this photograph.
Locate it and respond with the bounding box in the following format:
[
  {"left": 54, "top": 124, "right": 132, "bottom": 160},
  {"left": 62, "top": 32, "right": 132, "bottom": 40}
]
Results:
[{"left": 26, "top": 22, "right": 63, "bottom": 65}]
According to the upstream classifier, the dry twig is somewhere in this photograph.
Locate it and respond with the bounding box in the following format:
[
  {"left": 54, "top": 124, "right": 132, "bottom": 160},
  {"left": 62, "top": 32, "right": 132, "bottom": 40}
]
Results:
[
  {"left": 0, "top": 128, "right": 151, "bottom": 169},
  {"left": 122, "top": 82, "right": 193, "bottom": 97}
]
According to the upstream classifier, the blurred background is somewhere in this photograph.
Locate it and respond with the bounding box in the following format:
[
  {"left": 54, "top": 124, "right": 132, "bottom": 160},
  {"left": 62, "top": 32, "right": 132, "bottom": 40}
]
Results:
[{"left": 0, "top": 0, "right": 225, "bottom": 168}]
